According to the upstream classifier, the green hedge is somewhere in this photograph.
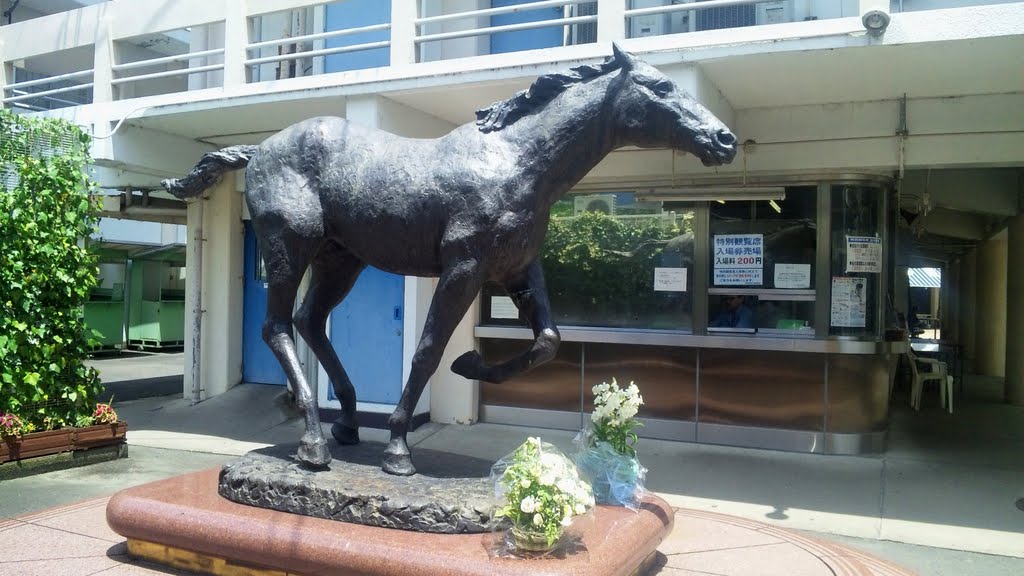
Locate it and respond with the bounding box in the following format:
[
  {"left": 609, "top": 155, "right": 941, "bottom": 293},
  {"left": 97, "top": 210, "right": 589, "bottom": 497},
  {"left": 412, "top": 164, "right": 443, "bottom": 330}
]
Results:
[{"left": 0, "top": 109, "right": 102, "bottom": 433}]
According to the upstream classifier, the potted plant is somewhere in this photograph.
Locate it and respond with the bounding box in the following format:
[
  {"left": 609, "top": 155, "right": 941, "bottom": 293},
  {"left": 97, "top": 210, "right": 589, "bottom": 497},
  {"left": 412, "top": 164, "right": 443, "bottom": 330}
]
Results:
[
  {"left": 575, "top": 379, "right": 647, "bottom": 510},
  {"left": 492, "top": 437, "right": 595, "bottom": 553},
  {"left": 0, "top": 399, "right": 125, "bottom": 464}
]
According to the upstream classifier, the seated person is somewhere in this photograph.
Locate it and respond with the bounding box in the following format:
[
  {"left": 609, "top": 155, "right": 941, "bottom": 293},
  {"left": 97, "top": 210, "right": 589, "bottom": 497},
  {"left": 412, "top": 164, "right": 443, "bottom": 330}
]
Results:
[{"left": 710, "top": 295, "right": 754, "bottom": 329}]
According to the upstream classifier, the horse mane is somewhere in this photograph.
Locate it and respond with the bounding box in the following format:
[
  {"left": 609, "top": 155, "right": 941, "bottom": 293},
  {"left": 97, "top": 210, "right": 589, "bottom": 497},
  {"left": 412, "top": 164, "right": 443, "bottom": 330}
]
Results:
[{"left": 475, "top": 57, "right": 623, "bottom": 133}]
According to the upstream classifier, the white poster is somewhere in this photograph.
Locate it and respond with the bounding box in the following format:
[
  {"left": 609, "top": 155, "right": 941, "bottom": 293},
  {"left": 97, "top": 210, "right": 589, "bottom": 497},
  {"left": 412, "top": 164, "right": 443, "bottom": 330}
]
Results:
[
  {"left": 490, "top": 296, "right": 519, "bottom": 320},
  {"left": 846, "top": 236, "right": 882, "bottom": 273},
  {"left": 713, "top": 234, "right": 764, "bottom": 286},
  {"left": 654, "top": 267, "right": 687, "bottom": 292},
  {"left": 774, "top": 263, "right": 811, "bottom": 289},
  {"left": 830, "top": 277, "right": 867, "bottom": 328}
]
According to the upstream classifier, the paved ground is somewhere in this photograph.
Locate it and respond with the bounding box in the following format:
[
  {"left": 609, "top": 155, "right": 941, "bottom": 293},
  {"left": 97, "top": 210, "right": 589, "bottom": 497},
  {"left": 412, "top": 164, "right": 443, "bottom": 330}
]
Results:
[{"left": 2, "top": 372, "right": 1022, "bottom": 575}]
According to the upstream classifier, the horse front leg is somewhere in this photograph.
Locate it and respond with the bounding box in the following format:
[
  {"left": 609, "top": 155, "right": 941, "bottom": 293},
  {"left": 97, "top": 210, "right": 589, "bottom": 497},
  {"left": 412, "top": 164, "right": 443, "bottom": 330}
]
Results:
[
  {"left": 383, "top": 259, "right": 483, "bottom": 476},
  {"left": 451, "top": 258, "right": 560, "bottom": 384}
]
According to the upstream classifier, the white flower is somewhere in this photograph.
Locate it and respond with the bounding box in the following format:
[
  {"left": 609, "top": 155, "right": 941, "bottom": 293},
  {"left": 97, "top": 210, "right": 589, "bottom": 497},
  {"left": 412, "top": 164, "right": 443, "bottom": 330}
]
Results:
[
  {"left": 520, "top": 478, "right": 531, "bottom": 489},
  {"left": 539, "top": 470, "right": 557, "bottom": 486},
  {"left": 556, "top": 477, "right": 577, "bottom": 495},
  {"left": 574, "top": 503, "right": 586, "bottom": 515},
  {"left": 561, "top": 505, "right": 573, "bottom": 526},
  {"left": 520, "top": 495, "right": 537, "bottom": 513},
  {"left": 533, "top": 513, "right": 543, "bottom": 526}
]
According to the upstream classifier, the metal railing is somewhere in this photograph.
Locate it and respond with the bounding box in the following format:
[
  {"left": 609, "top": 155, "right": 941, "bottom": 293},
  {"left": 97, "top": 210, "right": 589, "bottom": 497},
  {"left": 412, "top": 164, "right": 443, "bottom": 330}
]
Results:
[
  {"left": 415, "top": 0, "right": 598, "bottom": 49},
  {"left": 244, "top": 22, "right": 391, "bottom": 69},
  {"left": 0, "top": 0, "right": 929, "bottom": 110}
]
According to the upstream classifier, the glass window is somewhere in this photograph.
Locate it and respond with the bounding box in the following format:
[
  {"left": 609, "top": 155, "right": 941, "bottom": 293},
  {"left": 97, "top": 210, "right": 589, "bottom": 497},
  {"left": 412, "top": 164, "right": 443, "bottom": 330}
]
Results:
[
  {"left": 829, "top": 185, "right": 883, "bottom": 337},
  {"left": 708, "top": 186, "right": 817, "bottom": 334},
  {"left": 481, "top": 192, "right": 695, "bottom": 330}
]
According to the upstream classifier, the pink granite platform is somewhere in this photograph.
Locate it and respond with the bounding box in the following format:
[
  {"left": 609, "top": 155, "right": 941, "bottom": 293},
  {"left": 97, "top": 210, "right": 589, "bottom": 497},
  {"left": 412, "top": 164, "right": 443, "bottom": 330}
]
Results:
[
  {"left": 0, "top": 470, "right": 919, "bottom": 576},
  {"left": 105, "top": 467, "right": 674, "bottom": 576}
]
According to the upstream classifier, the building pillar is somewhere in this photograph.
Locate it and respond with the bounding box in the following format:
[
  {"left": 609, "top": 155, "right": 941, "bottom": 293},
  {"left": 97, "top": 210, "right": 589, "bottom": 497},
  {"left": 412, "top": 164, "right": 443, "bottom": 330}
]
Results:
[
  {"left": 183, "top": 173, "right": 244, "bottom": 400},
  {"left": 1006, "top": 214, "right": 1024, "bottom": 405},
  {"left": 961, "top": 249, "right": 977, "bottom": 365},
  {"left": 975, "top": 233, "right": 1007, "bottom": 379}
]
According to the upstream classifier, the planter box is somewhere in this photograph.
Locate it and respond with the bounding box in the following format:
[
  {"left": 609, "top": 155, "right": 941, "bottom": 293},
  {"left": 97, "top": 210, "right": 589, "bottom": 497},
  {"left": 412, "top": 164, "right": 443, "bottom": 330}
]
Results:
[{"left": 0, "top": 422, "right": 127, "bottom": 464}]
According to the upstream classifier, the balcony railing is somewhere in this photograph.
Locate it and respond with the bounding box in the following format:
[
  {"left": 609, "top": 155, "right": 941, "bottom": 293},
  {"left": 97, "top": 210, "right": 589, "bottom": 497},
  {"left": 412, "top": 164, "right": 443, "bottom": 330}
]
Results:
[{"left": 0, "top": 0, "right": 1006, "bottom": 111}]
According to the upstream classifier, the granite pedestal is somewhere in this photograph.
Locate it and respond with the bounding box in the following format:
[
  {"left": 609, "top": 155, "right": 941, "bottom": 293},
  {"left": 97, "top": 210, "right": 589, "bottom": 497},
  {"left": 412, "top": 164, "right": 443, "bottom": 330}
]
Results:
[{"left": 107, "top": 466, "right": 673, "bottom": 576}]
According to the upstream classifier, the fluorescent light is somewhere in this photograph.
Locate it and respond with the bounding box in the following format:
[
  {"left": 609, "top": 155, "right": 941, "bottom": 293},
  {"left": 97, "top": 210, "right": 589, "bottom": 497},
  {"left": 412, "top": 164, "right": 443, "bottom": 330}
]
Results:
[
  {"left": 636, "top": 187, "right": 786, "bottom": 203},
  {"left": 769, "top": 199, "right": 782, "bottom": 213}
]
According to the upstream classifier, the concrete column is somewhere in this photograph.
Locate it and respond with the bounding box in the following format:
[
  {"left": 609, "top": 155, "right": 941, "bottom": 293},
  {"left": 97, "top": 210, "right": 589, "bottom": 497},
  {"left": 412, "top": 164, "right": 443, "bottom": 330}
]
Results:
[
  {"left": 1006, "top": 215, "right": 1024, "bottom": 405},
  {"left": 390, "top": 0, "right": 417, "bottom": 66},
  {"left": 222, "top": 0, "right": 248, "bottom": 87},
  {"left": 597, "top": 0, "right": 626, "bottom": 44},
  {"left": 92, "top": 6, "right": 114, "bottom": 103},
  {"left": 183, "top": 173, "right": 244, "bottom": 400},
  {"left": 946, "top": 260, "right": 959, "bottom": 345},
  {"left": 975, "top": 232, "right": 1007, "bottom": 378},
  {"left": 961, "top": 249, "right": 977, "bottom": 364}
]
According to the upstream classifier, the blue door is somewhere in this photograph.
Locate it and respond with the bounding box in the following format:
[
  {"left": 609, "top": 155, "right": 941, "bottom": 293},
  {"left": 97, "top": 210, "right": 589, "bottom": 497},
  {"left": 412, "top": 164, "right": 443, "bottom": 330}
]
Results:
[
  {"left": 324, "top": 0, "right": 390, "bottom": 72},
  {"left": 490, "top": 0, "right": 564, "bottom": 54},
  {"left": 243, "top": 221, "right": 287, "bottom": 385},
  {"left": 328, "top": 268, "right": 405, "bottom": 405}
]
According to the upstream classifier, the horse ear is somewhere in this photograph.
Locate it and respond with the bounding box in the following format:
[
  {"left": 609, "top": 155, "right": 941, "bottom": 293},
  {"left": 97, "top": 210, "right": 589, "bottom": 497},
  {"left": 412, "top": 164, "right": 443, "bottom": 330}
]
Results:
[{"left": 612, "top": 42, "right": 637, "bottom": 71}]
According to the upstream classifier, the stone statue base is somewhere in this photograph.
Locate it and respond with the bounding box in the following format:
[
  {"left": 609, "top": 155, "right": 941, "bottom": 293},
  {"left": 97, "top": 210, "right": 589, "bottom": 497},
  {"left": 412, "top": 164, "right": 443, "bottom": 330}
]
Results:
[
  {"left": 106, "top": 467, "right": 674, "bottom": 576},
  {"left": 218, "top": 441, "right": 497, "bottom": 534}
]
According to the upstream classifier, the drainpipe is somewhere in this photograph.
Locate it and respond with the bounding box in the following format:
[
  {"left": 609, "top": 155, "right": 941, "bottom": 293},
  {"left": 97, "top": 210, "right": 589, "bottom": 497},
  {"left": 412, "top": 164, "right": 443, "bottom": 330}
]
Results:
[{"left": 189, "top": 198, "right": 204, "bottom": 405}]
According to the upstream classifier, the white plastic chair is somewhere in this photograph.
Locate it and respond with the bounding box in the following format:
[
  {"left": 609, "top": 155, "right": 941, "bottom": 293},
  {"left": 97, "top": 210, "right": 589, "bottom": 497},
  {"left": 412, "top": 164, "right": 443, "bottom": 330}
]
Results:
[{"left": 907, "top": 352, "right": 950, "bottom": 412}]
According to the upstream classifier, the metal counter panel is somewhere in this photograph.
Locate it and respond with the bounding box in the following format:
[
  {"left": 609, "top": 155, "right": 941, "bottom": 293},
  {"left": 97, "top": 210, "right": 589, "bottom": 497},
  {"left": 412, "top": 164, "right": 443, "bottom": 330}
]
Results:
[
  {"left": 582, "top": 343, "right": 697, "bottom": 421},
  {"left": 479, "top": 340, "right": 583, "bottom": 412},
  {"left": 698, "top": 349, "right": 826, "bottom": 431},
  {"left": 827, "top": 354, "right": 890, "bottom": 433}
]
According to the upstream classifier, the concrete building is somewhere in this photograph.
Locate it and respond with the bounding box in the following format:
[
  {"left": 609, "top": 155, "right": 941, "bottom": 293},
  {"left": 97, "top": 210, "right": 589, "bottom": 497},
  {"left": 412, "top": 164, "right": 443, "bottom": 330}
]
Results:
[{"left": 2, "top": 0, "right": 1022, "bottom": 452}]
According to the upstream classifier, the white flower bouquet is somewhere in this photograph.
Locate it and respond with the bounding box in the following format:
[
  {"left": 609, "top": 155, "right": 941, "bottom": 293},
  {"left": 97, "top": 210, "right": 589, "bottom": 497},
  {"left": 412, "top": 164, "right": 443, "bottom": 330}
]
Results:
[
  {"left": 575, "top": 378, "right": 648, "bottom": 510},
  {"left": 491, "top": 437, "right": 595, "bottom": 552}
]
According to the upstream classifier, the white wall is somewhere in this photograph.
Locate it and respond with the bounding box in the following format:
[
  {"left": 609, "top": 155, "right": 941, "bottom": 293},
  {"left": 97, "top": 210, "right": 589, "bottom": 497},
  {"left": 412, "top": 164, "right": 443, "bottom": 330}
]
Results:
[{"left": 418, "top": 0, "right": 490, "bottom": 62}]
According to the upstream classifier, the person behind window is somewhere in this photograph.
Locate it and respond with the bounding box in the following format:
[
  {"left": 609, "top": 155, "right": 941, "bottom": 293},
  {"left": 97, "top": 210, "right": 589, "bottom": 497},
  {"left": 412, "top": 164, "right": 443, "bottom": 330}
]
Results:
[{"left": 710, "top": 295, "right": 753, "bottom": 328}]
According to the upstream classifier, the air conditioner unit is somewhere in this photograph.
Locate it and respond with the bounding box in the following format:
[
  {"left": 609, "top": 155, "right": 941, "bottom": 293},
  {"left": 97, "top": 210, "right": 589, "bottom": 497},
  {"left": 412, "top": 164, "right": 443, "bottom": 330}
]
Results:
[
  {"left": 574, "top": 194, "right": 617, "bottom": 215},
  {"left": 563, "top": 2, "right": 597, "bottom": 46}
]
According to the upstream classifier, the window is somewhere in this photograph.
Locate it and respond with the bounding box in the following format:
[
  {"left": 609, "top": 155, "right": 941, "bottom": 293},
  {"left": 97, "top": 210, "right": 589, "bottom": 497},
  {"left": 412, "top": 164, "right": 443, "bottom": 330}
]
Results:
[
  {"left": 829, "top": 185, "right": 883, "bottom": 337},
  {"left": 481, "top": 192, "right": 696, "bottom": 331},
  {"left": 708, "top": 187, "right": 817, "bottom": 334}
]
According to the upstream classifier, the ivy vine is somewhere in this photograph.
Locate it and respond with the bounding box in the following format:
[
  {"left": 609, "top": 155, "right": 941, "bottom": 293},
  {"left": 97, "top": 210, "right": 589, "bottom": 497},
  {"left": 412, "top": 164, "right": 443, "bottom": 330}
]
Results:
[{"left": 0, "top": 108, "right": 103, "bottom": 432}]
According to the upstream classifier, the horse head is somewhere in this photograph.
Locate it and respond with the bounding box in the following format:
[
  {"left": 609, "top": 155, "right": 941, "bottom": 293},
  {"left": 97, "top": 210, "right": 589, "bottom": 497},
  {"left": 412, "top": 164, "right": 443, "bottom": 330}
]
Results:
[{"left": 609, "top": 43, "right": 737, "bottom": 167}]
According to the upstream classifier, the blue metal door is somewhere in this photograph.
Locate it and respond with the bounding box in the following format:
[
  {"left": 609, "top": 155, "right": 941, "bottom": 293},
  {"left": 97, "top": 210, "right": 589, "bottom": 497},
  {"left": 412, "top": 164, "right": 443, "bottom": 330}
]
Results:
[
  {"left": 490, "top": 0, "right": 564, "bottom": 54},
  {"left": 328, "top": 268, "right": 405, "bottom": 405},
  {"left": 242, "top": 222, "right": 287, "bottom": 385}
]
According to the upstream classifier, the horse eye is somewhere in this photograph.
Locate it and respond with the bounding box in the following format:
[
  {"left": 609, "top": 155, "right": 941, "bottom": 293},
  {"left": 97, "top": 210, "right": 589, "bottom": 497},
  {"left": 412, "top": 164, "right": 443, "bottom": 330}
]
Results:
[{"left": 651, "top": 81, "right": 673, "bottom": 97}]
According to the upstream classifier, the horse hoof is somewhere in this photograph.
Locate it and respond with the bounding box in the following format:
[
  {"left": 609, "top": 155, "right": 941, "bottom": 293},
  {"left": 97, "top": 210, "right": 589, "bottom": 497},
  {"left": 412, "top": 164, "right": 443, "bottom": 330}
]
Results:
[
  {"left": 297, "top": 439, "right": 331, "bottom": 469},
  {"left": 451, "top": 351, "right": 484, "bottom": 380},
  {"left": 331, "top": 421, "right": 360, "bottom": 445},
  {"left": 382, "top": 452, "right": 416, "bottom": 476}
]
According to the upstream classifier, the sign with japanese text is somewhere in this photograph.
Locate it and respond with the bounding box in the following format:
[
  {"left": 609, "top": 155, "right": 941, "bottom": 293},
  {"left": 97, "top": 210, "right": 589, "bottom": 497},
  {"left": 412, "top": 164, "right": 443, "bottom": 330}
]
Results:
[
  {"left": 654, "top": 267, "right": 687, "bottom": 292},
  {"left": 846, "top": 236, "right": 882, "bottom": 273},
  {"left": 830, "top": 276, "right": 867, "bottom": 327},
  {"left": 713, "top": 234, "right": 764, "bottom": 286}
]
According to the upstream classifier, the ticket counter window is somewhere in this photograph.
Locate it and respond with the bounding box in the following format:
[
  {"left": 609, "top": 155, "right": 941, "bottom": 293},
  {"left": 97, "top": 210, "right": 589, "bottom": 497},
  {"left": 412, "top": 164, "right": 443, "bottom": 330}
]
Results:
[
  {"left": 708, "top": 187, "right": 817, "bottom": 334},
  {"left": 829, "top": 185, "right": 883, "bottom": 338},
  {"left": 481, "top": 193, "right": 696, "bottom": 331}
]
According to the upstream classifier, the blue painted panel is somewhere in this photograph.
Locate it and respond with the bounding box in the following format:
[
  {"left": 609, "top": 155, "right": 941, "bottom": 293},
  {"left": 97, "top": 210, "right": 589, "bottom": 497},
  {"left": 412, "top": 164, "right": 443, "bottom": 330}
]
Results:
[
  {"left": 490, "top": 0, "right": 563, "bottom": 54},
  {"left": 328, "top": 267, "right": 404, "bottom": 405},
  {"left": 324, "top": 0, "right": 390, "bottom": 72},
  {"left": 242, "top": 222, "right": 287, "bottom": 385}
]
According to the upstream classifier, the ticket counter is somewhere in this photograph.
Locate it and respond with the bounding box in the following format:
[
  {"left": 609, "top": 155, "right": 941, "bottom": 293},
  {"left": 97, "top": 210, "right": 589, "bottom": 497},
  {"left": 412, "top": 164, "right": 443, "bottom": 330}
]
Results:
[{"left": 476, "top": 176, "right": 907, "bottom": 454}]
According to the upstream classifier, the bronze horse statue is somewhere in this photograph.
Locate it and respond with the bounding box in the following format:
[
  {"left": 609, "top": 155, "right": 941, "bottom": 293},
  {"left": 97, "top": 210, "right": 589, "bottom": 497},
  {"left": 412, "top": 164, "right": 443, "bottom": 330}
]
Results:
[{"left": 163, "top": 43, "right": 736, "bottom": 476}]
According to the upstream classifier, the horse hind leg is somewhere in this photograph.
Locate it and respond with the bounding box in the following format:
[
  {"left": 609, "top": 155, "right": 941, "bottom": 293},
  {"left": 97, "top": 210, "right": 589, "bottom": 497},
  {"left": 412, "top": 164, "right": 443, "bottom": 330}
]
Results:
[
  {"left": 294, "top": 241, "right": 366, "bottom": 447},
  {"left": 259, "top": 233, "right": 330, "bottom": 468}
]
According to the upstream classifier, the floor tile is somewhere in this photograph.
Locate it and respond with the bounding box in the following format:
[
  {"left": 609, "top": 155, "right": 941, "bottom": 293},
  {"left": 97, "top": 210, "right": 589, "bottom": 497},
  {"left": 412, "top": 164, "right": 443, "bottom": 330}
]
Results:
[
  {"left": 0, "top": 523, "right": 114, "bottom": 562},
  {"left": 666, "top": 542, "right": 834, "bottom": 575}
]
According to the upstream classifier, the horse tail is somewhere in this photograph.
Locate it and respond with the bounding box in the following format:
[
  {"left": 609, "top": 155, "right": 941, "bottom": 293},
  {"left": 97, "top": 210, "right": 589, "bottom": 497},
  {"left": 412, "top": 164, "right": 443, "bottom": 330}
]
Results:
[{"left": 161, "top": 144, "right": 258, "bottom": 199}]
